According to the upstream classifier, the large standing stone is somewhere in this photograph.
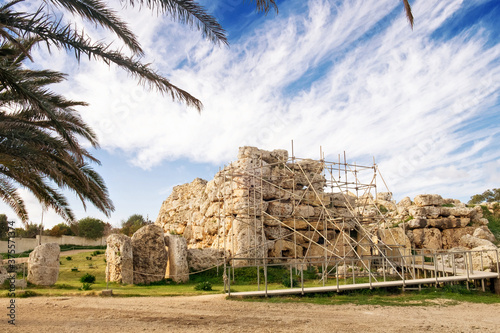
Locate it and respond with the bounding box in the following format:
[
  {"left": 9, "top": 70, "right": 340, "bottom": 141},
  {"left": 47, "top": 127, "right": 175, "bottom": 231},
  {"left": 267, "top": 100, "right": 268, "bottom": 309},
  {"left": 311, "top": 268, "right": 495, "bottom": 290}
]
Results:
[
  {"left": 131, "top": 225, "right": 168, "bottom": 285},
  {"left": 106, "top": 234, "right": 133, "bottom": 284},
  {"left": 164, "top": 234, "right": 189, "bottom": 283},
  {"left": 27, "top": 243, "right": 59, "bottom": 286}
]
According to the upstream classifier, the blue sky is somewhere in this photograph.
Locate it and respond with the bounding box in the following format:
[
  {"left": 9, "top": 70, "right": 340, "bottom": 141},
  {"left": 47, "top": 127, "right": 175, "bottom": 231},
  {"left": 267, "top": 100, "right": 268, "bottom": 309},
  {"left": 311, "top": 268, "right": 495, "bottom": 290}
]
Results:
[{"left": 3, "top": 0, "right": 500, "bottom": 229}]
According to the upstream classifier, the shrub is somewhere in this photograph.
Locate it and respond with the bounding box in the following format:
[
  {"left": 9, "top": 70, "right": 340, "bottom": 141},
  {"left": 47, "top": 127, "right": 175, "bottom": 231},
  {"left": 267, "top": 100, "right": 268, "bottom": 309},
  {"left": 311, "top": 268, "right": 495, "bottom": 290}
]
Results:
[
  {"left": 80, "top": 283, "right": 92, "bottom": 291},
  {"left": 194, "top": 281, "right": 213, "bottom": 291},
  {"left": 282, "top": 274, "right": 299, "bottom": 288},
  {"left": 80, "top": 273, "right": 96, "bottom": 284},
  {"left": 91, "top": 250, "right": 104, "bottom": 256},
  {"left": 71, "top": 267, "right": 79, "bottom": 272},
  {"left": 65, "top": 256, "right": 72, "bottom": 261},
  {"left": 86, "top": 256, "right": 92, "bottom": 260}
]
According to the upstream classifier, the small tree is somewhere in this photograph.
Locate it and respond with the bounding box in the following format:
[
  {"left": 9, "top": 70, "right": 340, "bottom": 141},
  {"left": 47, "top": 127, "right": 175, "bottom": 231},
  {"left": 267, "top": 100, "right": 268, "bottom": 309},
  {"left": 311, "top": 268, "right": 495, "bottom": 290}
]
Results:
[
  {"left": 0, "top": 214, "right": 9, "bottom": 241},
  {"left": 78, "top": 217, "right": 105, "bottom": 240},
  {"left": 121, "top": 214, "right": 148, "bottom": 236},
  {"left": 469, "top": 189, "right": 500, "bottom": 204},
  {"left": 48, "top": 223, "right": 75, "bottom": 237}
]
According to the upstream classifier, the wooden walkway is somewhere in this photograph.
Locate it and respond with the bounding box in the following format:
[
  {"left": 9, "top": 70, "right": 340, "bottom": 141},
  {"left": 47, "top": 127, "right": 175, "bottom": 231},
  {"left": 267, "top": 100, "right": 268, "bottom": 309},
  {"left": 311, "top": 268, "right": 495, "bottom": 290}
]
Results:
[{"left": 228, "top": 270, "right": 499, "bottom": 297}]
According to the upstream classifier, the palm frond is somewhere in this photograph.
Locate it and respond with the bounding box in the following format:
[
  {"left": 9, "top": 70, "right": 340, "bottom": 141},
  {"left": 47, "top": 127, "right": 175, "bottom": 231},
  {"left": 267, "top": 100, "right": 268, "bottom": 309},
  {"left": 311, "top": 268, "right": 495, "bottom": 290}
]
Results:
[
  {"left": 45, "top": 0, "right": 143, "bottom": 54},
  {"left": 403, "top": 0, "right": 414, "bottom": 29},
  {"left": 126, "top": 0, "right": 228, "bottom": 45}
]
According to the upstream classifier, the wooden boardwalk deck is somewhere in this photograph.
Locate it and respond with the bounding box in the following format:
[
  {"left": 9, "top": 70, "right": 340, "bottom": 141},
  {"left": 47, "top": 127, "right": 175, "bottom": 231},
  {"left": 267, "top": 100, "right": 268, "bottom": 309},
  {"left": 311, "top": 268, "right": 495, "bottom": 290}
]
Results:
[{"left": 228, "top": 270, "right": 499, "bottom": 297}]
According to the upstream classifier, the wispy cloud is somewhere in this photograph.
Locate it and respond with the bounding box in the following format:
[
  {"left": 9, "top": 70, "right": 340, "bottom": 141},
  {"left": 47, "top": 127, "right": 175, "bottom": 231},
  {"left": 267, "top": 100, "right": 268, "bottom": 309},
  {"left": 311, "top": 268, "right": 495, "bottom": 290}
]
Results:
[{"left": 5, "top": 0, "right": 499, "bottom": 227}]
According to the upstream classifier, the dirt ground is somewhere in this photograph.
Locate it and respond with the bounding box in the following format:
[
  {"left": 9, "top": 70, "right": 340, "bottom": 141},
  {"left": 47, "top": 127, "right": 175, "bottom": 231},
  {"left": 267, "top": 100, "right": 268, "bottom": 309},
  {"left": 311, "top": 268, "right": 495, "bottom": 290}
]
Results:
[{"left": 1, "top": 294, "right": 499, "bottom": 333}]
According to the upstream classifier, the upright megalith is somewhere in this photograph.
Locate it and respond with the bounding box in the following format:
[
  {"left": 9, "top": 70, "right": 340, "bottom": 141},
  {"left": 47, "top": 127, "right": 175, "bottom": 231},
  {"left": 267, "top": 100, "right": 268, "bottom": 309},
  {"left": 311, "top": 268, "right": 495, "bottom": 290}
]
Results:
[
  {"left": 27, "top": 243, "right": 60, "bottom": 286},
  {"left": 164, "top": 233, "right": 189, "bottom": 282},
  {"left": 131, "top": 225, "right": 168, "bottom": 284},
  {"left": 106, "top": 234, "right": 133, "bottom": 284}
]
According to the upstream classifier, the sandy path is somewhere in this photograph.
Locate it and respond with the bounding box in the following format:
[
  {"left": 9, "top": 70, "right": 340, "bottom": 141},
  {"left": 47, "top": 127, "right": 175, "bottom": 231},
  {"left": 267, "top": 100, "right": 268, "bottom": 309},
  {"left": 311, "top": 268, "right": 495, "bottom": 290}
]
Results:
[{"left": 1, "top": 295, "right": 499, "bottom": 333}]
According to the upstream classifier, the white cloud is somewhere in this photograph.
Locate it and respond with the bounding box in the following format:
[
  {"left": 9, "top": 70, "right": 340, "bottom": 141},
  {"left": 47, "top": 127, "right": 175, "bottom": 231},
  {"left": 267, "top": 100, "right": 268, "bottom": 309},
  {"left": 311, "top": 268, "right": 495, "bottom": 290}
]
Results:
[{"left": 4, "top": 0, "right": 499, "bottom": 227}]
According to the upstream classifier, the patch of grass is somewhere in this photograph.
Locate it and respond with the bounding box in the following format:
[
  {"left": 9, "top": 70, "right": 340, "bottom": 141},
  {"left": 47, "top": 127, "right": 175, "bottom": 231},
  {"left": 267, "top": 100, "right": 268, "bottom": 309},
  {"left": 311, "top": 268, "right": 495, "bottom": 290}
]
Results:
[
  {"left": 442, "top": 203, "right": 455, "bottom": 207},
  {"left": 378, "top": 205, "right": 388, "bottom": 214}
]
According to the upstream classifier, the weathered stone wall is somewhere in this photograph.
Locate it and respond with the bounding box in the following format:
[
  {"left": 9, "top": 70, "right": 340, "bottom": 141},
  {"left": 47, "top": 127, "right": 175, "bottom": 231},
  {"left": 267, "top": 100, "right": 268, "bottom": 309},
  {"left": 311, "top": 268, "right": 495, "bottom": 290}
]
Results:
[
  {"left": 156, "top": 147, "right": 356, "bottom": 265},
  {"left": 155, "top": 147, "right": 498, "bottom": 270}
]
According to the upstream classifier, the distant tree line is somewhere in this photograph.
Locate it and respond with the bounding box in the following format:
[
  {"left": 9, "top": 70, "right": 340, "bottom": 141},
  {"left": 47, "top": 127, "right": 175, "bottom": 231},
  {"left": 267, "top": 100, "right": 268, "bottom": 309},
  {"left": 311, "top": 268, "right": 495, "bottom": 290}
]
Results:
[
  {"left": 469, "top": 188, "right": 500, "bottom": 205},
  {"left": 0, "top": 213, "right": 152, "bottom": 240}
]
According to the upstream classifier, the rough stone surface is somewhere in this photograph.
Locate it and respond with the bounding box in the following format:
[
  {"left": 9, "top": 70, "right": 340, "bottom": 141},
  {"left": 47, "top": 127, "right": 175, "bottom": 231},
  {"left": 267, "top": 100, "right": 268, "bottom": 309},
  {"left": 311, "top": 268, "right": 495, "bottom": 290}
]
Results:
[
  {"left": 409, "top": 228, "right": 442, "bottom": 250},
  {"left": 441, "top": 227, "right": 475, "bottom": 249},
  {"left": 106, "top": 234, "right": 133, "bottom": 284},
  {"left": 164, "top": 234, "right": 189, "bottom": 282},
  {"left": 427, "top": 217, "right": 470, "bottom": 230},
  {"left": 470, "top": 245, "right": 500, "bottom": 272},
  {"left": 27, "top": 243, "right": 60, "bottom": 286},
  {"left": 459, "top": 234, "right": 496, "bottom": 250},
  {"left": 473, "top": 227, "right": 496, "bottom": 243},
  {"left": 131, "top": 225, "right": 168, "bottom": 285},
  {"left": 414, "top": 194, "right": 444, "bottom": 207},
  {"left": 187, "top": 248, "right": 224, "bottom": 271},
  {"left": 378, "top": 227, "right": 411, "bottom": 257}
]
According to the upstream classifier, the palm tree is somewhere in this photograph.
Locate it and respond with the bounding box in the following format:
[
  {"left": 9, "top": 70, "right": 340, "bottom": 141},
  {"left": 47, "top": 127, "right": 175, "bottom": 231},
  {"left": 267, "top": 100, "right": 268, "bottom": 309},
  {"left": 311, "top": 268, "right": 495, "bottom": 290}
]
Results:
[
  {"left": 0, "top": 0, "right": 231, "bottom": 111},
  {"left": 0, "top": 38, "right": 114, "bottom": 224}
]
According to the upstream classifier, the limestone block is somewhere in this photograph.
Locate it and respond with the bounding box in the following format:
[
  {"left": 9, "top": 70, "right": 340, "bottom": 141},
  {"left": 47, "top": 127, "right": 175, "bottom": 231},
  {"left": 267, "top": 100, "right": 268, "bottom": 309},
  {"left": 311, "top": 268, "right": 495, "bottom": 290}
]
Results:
[
  {"left": 281, "top": 218, "right": 309, "bottom": 230},
  {"left": 237, "top": 146, "right": 288, "bottom": 164},
  {"left": 164, "top": 234, "right": 189, "bottom": 283},
  {"left": 427, "top": 217, "right": 470, "bottom": 230},
  {"left": 292, "top": 205, "right": 315, "bottom": 218},
  {"left": 376, "top": 199, "right": 397, "bottom": 212},
  {"left": 410, "top": 228, "right": 442, "bottom": 250},
  {"left": 187, "top": 248, "right": 224, "bottom": 271},
  {"left": 459, "top": 234, "right": 496, "bottom": 249},
  {"left": 470, "top": 246, "right": 500, "bottom": 272},
  {"left": 441, "top": 227, "right": 475, "bottom": 249},
  {"left": 294, "top": 230, "right": 321, "bottom": 244},
  {"left": 396, "top": 197, "right": 413, "bottom": 216},
  {"left": 408, "top": 206, "right": 441, "bottom": 219},
  {"left": 473, "top": 227, "right": 496, "bottom": 243},
  {"left": 203, "top": 218, "right": 219, "bottom": 236},
  {"left": 414, "top": 194, "right": 444, "bottom": 207},
  {"left": 264, "top": 226, "right": 294, "bottom": 240},
  {"left": 106, "top": 234, "right": 133, "bottom": 284},
  {"left": 440, "top": 206, "right": 471, "bottom": 218},
  {"left": 131, "top": 225, "right": 168, "bottom": 285},
  {"left": 270, "top": 239, "right": 303, "bottom": 258},
  {"left": 377, "top": 192, "right": 393, "bottom": 201},
  {"left": 329, "top": 192, "right": 356, "bottom": 208},
  {"left": 378, "top": 227, "right": 411, "bottom": 257},
  {"left": 223, "top": 196, "right": 268, "bottom": 215},
  {"left": 27, "top": 243, "right": 60, "bottom": 286},
  {"left": 267, "top": 201, "right": 293, "bottom": 217},
  {"left": 406, "top": 218, "right": 428, "bottom": 229}
]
